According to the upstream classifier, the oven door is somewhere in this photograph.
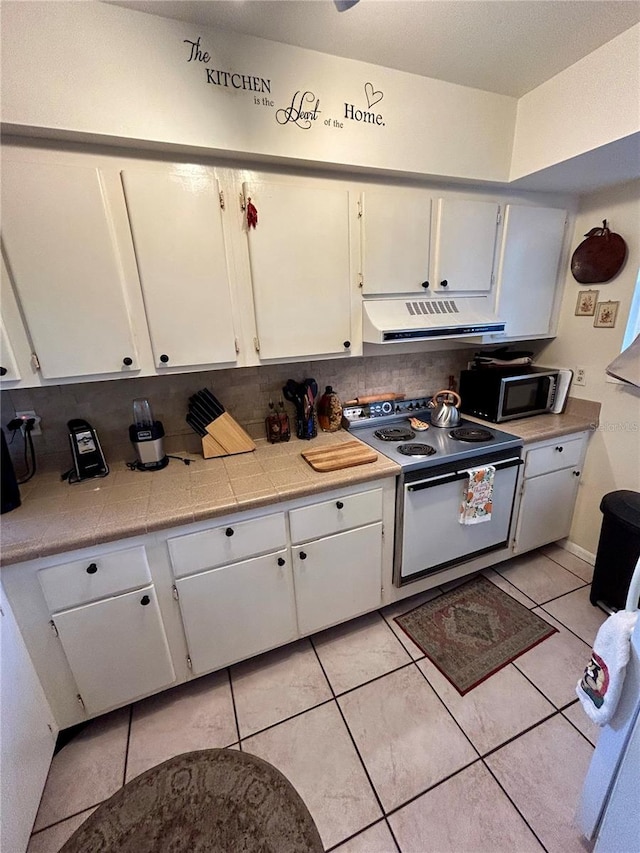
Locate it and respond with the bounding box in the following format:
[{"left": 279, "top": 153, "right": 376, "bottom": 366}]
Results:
[{"left": 396, "top": 454, "right": 522, "bottom": 585}]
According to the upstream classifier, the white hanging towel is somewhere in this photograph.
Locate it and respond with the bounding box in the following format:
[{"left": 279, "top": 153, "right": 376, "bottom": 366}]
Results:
[
  {"left": 576, "top": 609, "right": 639, "bottom": 725},
  {"left": 459, "top": 465, "right": 495, "bottom": 525}
]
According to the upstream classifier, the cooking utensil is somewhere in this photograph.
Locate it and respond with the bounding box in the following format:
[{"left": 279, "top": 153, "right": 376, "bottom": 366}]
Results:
[
  {"left": 428, "top": 389, "right": 462, "bottom": 428},
  {"left": 186, "top": 412, "right": 208, "bottom": 436},
  {"left": 343, "top": 393, "right": 405, "bottom": 405}
]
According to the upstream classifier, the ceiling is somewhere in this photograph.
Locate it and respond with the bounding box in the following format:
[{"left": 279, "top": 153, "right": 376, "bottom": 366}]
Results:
[{"left": 107, "top": 0, "right": 640, "bottom": 97}]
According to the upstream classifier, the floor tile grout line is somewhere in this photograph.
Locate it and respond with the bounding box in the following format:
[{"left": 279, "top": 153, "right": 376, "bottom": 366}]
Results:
[
  {"left": 488, "top": 570, "right": 539, "bottom": 608},
  {"left": 536, "top": 580, "right": 590, "bottom": 609},
  {"left": 323, "top": 817, "right": 400, "bottom": 853},
  {"left": 377, "top": 604, "right": 431, "bottom": 660},
  {"left": 537, "top": 602, "right": 599, "bottom": 648},
  {"left": 226, "top": 667, "right": 243, "bottom": 750},
  {"left": 239, "top": 695, "right": 336, "bottom": 742},
  {"left": 509, "top": 657, "right": 574, "bottom": 713},
  {"left": 541, "top": 548, "right": 594, "bottom": 583},
  {"left": 122, "top": 704, "right": 133, "bottom": 787},
  {"left": 480, "top": 707, "right": 564, "bottom": 761},
  {"left": 308, "top": 636, "right": 393, "bottom": 842},
  {"left": 30, "top": 800, "right": 108, "bottom": 837},
  {"left": 480, "top": 758, "right": 550, "bottom": 853},
  {"left": 381, "top": 757, "right": 483, "bottom": 820},
  {"left": 411, "top": 658, "right": 483, "bottom": 760}
]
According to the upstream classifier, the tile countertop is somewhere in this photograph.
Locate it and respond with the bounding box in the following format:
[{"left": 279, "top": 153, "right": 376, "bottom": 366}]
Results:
[
  {"left": 0, "top": 398, "right": 599, "bottom": 567},
  {"left": 0, "top": 430, "right": 400, "bottom": 567}
]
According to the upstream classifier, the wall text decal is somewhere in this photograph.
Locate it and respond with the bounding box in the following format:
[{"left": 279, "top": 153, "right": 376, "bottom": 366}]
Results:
[
  {"left": 344, "top": 83, "right": 386, "bottom": 127},
  {"left": 184, "top": 36, "right": 272, "bottom": 94},
  {"left": 275, "top": 90, "right": 321, "bottom": 129}
]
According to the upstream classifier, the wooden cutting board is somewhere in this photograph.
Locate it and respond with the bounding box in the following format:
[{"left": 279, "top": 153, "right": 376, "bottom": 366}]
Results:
[{"left": 301, "top": 441, "right": 377, "bottom": 472}]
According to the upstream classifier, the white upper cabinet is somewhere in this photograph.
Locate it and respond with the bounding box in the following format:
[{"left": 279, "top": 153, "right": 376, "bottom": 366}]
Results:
[
  {"left": 494, "top": 205, "right": 567, "bottom": 339},
  {"left": 1, "top": 161, "right": 140, "bottom": 379},
  {"left": 243, "top": 181, "right": 353, "bottom": 360},
  {"left": 121, "top": 167, "right": 238, "bottom": 369},
  {"left": 360, "top": 189, "right": 431, "bottom": 294},
  {"left": 431, "top": 197, "right": 500, "bottom": 292}
]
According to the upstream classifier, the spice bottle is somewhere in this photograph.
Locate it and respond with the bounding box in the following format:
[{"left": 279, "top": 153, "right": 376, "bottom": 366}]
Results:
[{"left": 317, "top": 386, "right": 343, "bottom": 432}]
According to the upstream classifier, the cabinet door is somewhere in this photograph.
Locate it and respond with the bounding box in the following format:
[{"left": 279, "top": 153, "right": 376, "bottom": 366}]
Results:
[
  {"left": 293, "top": 523, "right": 383, "bottom": 635},
  {"left": 514, "top": 468, "right": 581, "bottom": 554},
  {"left": 52, "top": 585, "right": 175, "bottom": 714},
  {"left": 121, "top": 168, "right": 238, "bottom": 369},
  {"left": 361, "top": 189, "right": 431, "bottom": 294},
  {"left": 0, "top": 318, "right": 21, "bottom": 383},
  {"left": 432, "top": 198, "right": 499, "bottom": 292},
  {"left": 1, "top": 161, "right": 139, "bottom": 379},
  {"left": 244, "top": 181, "right": 352, "bottom": 359},
  {"left": 495, "top": 205, "right": 566, "bottom": 338},
  {"left": 176, "top": 550, "right": 298, "bottom": 675},
  {"left": 1, "top": 590, "right": 56, "bottom": 853}
]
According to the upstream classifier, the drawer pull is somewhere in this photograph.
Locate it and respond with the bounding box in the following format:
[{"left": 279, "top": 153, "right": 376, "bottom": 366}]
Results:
[
  {"left": 299, "top": 551, "right": 307, "bottom": 560},
  {"left": 86, "top": 563, "right": 98, "bottom": 575},
  {"left": 555, "top": 446, "right": 564, "bottom": 452},
  {"left": 573, "top": 470, "right": 581, "bottom": 477},
  {"left": 336, "top": 501, "right": 344, "bottom": 510},
  {"left": 277, "top": 557, "right": 285, "bottom": 567},
  {"left": 140, "top": 595, "right": 151, "bottom": 606},
  {"left": 225, "top": 527, "right": 234, "bottom": 537}
]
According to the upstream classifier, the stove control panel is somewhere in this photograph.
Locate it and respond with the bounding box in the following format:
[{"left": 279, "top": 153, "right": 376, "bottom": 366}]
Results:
[{"left": 343, "top": 397, "right": 434, "bottom": 424}]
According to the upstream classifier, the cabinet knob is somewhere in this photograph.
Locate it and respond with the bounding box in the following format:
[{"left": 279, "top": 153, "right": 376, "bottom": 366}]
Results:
[
  {"left": 299, "top": 551, "right": 307, "bottom": 560},
  {"left": 160, "top": 354, "right": 169, "bottom": 364},
  {"left": 225, "top": 527, "right": 234, "bottom": 537},
  {"left": 336, "top": 501, "right": 344, "bottom": 509},
  {"left": 277, "top": 557, "right": 285, "bottom": 567},
  {"left": 0, "top": 367, "right": 7, "bottom": 377},
  {"left": 343, "top": 341, "right": 351, "bottom": 349},
  {"left": 140, "top": 595, "right": 151, "bottom": 606},
  {"left": 440, "top": 280, "right": 448, "bottom": 288},
  {"left": 86, "top": 562, "right": 98, "bottom": 574},
  {"left": 421, "top": 281, "right": 429, "bottom": 289},
  {"left": 122, "top": 357, "right": 133, "bottom": 366},
  {"left": 555, "top": 446, "right": 564, "bottom": 453},
  {"left": 573, "top": 470, "right": 581, "bottom": 477}
]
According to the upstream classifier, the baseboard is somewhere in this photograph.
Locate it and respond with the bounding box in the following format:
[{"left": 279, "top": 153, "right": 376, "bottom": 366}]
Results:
[{"left": 556, "top": 538, "right": 596, "bottom": 566}]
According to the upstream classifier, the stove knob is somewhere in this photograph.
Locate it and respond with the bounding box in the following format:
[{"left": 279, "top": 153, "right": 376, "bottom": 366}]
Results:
[
  {"left": 395, "top": 405, "right": 401, "bottom": 413},
  {"left": 407, "top": 403, "right": 414, "bottom": 410},
  {"left": 381, "top": 401, "right": 393, "bottom": 414}
]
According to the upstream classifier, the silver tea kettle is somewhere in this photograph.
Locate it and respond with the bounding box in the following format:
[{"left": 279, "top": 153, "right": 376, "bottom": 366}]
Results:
[{"left": 428, "top": 389, "right": 462, "bottom": 428}]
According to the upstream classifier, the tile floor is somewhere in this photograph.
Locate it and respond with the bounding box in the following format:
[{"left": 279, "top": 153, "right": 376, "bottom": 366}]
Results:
[{"left": 28, "top": 545, "right": 606, "bottom": 853}]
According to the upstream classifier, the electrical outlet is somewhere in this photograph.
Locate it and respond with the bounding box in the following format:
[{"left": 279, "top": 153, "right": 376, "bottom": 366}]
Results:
[
  {"left": 15, "top": 410, "right": 42, "bottom": 436},
  {"left": 574, "top": 367, "right": 586, "bottom": 386}
]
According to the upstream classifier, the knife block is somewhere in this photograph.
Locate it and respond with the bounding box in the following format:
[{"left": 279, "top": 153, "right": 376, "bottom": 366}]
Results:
[{"left": 201, "top": 412, "right": 256, "bottom": 459}]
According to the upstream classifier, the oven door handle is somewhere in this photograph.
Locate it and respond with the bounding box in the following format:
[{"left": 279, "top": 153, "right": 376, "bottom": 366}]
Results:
[{"left": 406, "top": 457, "right": 523, "bottom": 492}]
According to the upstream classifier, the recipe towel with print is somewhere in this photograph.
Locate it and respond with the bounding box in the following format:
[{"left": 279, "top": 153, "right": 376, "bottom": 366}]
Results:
[
  {"left": 459, "top": 465, "right": 495, "bottom": 525},
  {"left": 576, "top": 609, "right": 638, "bottom": 725}
]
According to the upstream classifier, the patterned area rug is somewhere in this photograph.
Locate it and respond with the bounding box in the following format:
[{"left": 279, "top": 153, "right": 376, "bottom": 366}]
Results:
[
  {"left": 395, "top": 575, "right": 557, "bottom": 695},
  {"left": 60, "top": 748, "right": 323, "bottom": 853}
]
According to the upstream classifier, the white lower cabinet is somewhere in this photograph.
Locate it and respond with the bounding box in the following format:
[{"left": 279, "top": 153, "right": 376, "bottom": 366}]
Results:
[
  {"left": 175, "top": 549, "right": 298, "bottom": 675},
  {"left": 293, "top": 522, "right": 383, "bottom": 635},
  {"left": 513, "top": 432, "right": 588, "bottom": 554},
  {"left": 52, "top": 585, "right": 175, "bottom": 714}
]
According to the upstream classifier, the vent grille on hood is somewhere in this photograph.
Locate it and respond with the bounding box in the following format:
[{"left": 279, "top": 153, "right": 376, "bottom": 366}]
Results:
[
  {"left": 406, "top": 300, "right": 459, "bottom": 316},
  {"left": 363, "top": 296, "right": 505, "bottom": 343}
]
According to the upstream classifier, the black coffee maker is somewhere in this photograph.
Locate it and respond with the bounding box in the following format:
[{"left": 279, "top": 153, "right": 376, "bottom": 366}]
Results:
[{"left": 1, "top": 427, "right": 21, "bottom": 513}]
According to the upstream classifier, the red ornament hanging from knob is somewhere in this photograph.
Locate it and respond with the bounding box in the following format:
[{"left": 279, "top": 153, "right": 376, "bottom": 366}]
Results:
[{"left": 246, "top": 197, "right": 258, "bottom": 229}]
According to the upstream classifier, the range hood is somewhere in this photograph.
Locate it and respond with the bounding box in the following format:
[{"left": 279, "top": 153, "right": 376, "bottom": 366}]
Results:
[{"left": 363, "top": 296, "right": 505, "bottom": 343}]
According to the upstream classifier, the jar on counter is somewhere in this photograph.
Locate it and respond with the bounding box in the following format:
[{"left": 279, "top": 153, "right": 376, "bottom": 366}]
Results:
[{"left": 317, "top": 386, "right": 343, "bottom": 432}]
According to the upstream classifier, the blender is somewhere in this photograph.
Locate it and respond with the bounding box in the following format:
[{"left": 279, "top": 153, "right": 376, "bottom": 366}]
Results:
[{"left": 129, "top": 398, "right": 168, "bottom": 471}]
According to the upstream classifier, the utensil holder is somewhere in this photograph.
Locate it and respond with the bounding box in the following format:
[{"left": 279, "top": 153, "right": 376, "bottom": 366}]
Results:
[
  {"left": 296, "top": 407, "right": 317, "bottom": 440},
  {"left": 201, "top": 412, "right": 256, "bottom": 459}
]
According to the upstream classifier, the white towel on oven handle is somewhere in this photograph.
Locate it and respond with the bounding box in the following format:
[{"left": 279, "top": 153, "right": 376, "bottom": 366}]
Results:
[{"left": 459, "top": 465, "right": 495, "bottom": 525}]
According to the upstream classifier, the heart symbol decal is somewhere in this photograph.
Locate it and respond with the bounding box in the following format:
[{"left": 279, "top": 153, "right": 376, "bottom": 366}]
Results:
[{"left": 364, "top": 82, "right": 383, "bottom": 108}]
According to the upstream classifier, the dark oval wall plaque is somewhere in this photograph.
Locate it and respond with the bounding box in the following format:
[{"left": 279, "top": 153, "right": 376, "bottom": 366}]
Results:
[{"left": 571, "top": 220, "right": 627, "bottom": 284}]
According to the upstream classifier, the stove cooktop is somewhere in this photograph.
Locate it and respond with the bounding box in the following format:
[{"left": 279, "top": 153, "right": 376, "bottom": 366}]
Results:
[{"left": 345, "top": 397, "right": 523, "bottom": 472}]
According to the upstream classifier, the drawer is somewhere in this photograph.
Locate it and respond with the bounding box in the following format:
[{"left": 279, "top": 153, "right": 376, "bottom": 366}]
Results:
[
  {"left": 38, "top": 546, "right": 151, "bottom": 613},
  {"left": 289, "top": 488, "right": 383, "bottom": 544},
  {"left": 524, "top": 436, "right": 585, "bottom": 478},
  {"left": 168, "top": 512, "right": 286, "bottom": 579}
]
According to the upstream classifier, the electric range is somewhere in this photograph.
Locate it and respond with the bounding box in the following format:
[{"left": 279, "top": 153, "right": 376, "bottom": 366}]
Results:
[
  {"left": 344, "top": 396, "right": 523, "bottom": 473},
  {"left": 344, "top": 396, "right": 524, "bottom": 586}
]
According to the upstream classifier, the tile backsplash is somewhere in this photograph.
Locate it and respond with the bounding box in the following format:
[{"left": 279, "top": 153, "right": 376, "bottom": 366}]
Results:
[{"left": 1, "top": 350, "right": 469, "bottom": 467}]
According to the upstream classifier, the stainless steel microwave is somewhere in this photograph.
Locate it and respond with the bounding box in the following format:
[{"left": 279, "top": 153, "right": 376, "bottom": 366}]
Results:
[{"left": 458, "top": 366, "right": 560, "bottom": 423}]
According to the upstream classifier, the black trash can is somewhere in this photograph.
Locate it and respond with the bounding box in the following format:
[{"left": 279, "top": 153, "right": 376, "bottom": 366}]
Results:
[{"left": 590, "top": 490, "right": 640, "bottom": 610}]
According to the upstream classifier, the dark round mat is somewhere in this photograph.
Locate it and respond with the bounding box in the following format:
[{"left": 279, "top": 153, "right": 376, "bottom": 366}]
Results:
[{"left": 60, "top": 748, "right": 324, "bottom": 853}]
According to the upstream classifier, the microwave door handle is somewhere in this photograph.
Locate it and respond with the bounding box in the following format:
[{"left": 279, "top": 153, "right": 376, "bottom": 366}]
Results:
[{"left": 546, "top": 377, "right": 556, "bottom": 410}]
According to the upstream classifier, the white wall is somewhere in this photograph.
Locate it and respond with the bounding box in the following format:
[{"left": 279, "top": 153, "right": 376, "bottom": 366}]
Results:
[
  {"left": 511, "top": 25, "right": 640, "bottom": 180},
  {"left": 0, "top": 1, "right": 516, "bottom": 183},
  {"left": 539, "top": 179, "right": 640, "bottom": 555}
]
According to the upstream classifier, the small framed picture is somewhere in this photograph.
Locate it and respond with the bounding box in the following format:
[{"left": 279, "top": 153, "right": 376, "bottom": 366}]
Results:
[
  {"left": 594, "top": 301, "right": 619, "bottom": 328},
  {"left": 575, "top": 290, "right": 599, "bottom": 316}
]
